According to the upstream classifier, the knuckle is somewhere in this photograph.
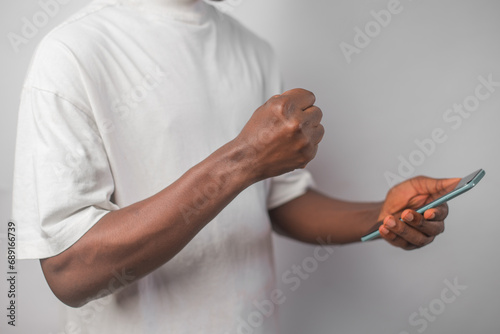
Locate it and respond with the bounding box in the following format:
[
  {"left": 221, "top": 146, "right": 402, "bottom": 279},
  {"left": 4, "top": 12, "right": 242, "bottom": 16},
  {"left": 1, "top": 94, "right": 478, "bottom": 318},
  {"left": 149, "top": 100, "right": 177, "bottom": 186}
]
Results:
[
  {"left": 414, "top": 236, "right": 429, "bottom": 248},
  {"left": 317, "top": 124, "right": 325, "bottom": 137},
  {"left": 313, "top": 106, "right": 323, "bottom": 119},
  {"left": 404, "top": 244, "right": 417, "bottom": 251},
  {"left": 385, "top": 232, "right": 398, "bottom": 242},
  {"left": 417, "top": 233, "right": 435, "bottom": 248},
  {"left": 272, "top": 96, "right": 292, "bottom": 115},
  {"left": 403, "top": 244, "right": 413, "bottom": 251},
  {"left": 398, "top": 221, "right": 410, "bottom": 236},
  {"left": 295, "top": 88, "right": 314, "bottom": 99},
  {"left": 287, "top": 119, "right": 302, "bottom": 134},
  {"left": 432, "top": 221, "right": 445, "bottom": 235},
  {"left": 429, "top": 221, "right": 445, "bottom": 235},
  {"left": 308, "top": 90, "right": 316, "bottom": 103},
  {"left": 413, "top": 215, "right": 425, "bottom": 227},
  {"left": 413, "top": 175, "right": 426, "bottom": 184}
]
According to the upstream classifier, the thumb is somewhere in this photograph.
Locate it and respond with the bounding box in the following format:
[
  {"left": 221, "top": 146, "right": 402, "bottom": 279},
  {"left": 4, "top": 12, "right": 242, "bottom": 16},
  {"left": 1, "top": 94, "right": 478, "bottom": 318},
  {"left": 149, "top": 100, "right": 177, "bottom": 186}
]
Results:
[
  {"left": 440, "top": 177, "right": 461, "bottom": 190},
  {"left": 430, "top": 177, "right": 461, "bottom": 198}
]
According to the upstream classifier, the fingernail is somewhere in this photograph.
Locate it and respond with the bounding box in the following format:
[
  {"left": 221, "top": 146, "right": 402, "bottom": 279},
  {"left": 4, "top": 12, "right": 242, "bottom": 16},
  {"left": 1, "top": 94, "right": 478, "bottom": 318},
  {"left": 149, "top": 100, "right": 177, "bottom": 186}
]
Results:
[
  {"left": 427, "top": 212, "right": 436, "bottom": 220},
  {"left": 404, "top": 212, "right": 414, "bottom": 222},
  {"left": 386, "top": 218, "right": 396, "bottom": 228}
]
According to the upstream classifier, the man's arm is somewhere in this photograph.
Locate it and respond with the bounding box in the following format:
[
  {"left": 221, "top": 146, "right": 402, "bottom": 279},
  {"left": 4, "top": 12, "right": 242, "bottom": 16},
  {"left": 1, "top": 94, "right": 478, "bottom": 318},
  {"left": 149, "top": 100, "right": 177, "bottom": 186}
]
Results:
[
  {"left": 40, "top": 88, "right": 324, "bottom": 308},
  {"left": 269, "top": 177, "right": 460, "bottom": 249},
  {"left": 269, "top": 189, "right": 382, "bottom": 244}
]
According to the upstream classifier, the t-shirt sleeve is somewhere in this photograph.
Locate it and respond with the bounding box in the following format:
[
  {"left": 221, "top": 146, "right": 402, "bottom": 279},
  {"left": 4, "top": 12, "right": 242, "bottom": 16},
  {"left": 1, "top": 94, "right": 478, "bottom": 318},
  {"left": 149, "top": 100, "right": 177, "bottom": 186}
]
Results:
[
  {"left": 12, "top": 86, "right": 118, "bottom": 260},
  {"left": 267, "top": 169, "right": 317, "bottom": 210}
]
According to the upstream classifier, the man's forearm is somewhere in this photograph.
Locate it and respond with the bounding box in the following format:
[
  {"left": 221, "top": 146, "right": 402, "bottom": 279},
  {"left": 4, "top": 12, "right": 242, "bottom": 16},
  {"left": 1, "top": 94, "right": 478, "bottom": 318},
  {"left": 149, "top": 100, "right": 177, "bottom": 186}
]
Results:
[
  {"left": 41, "top": 139, "right": 257, "bottom": 307},
  {"left": 269, "top": 190, "right": 383, "bottom": 244},
  {"left": 40, "top": 88, "right": 324, "bottom": 307}
]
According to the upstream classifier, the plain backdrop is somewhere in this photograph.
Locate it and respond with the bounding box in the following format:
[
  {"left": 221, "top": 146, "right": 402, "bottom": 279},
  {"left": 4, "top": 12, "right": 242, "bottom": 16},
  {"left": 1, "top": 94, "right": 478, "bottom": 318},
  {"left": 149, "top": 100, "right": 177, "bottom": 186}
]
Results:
[{"left": 1, "top": 0, "right": 499, "bottom": 333}]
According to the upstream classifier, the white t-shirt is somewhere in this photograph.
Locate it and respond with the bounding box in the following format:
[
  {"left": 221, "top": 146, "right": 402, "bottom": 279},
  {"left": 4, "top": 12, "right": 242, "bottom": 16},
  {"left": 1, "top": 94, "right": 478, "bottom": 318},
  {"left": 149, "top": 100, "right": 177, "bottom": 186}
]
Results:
[{"left": 12, "top": 0, "right": 315, "bottom": 333}]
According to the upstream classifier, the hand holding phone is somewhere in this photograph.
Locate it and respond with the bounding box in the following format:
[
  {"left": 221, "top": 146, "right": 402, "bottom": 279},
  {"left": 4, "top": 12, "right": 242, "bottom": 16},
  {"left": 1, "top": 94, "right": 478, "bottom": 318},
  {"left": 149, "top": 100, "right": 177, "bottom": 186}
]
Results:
[{"left": 361, "top": 169, "right": 485, "bottom": 242}]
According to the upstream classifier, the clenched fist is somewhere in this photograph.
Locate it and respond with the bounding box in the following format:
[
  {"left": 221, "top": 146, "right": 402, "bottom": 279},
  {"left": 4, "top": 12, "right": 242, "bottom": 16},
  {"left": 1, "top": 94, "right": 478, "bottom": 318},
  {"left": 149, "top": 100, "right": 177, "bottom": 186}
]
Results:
[{"left": 235, "top": 88, "right": 324, "bottom": 181}]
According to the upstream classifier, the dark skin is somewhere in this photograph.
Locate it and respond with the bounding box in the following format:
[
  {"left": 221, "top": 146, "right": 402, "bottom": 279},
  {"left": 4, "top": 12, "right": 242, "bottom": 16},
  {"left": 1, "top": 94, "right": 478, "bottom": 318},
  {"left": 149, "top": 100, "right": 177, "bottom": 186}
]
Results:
[
  {"left": 270, "top": 176, "right": 459, "bottom": 250},
  {"left": 40, "top": 88, "right": 459, "bottom": 307}
]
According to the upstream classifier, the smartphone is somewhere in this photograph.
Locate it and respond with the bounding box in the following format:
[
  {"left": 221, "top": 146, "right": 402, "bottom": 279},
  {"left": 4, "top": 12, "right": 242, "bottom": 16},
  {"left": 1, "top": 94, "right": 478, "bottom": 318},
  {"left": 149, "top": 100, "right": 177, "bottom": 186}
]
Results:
[{"left": 361, "top": 168, "right": 486, "bottom": 242}]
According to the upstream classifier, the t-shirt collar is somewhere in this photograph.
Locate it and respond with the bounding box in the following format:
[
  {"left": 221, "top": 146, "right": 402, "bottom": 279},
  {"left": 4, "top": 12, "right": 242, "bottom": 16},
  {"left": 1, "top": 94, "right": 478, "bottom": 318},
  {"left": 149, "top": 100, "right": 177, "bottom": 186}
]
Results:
[{"left": 120, "top": 0, "right": 211, "bottom": 25}]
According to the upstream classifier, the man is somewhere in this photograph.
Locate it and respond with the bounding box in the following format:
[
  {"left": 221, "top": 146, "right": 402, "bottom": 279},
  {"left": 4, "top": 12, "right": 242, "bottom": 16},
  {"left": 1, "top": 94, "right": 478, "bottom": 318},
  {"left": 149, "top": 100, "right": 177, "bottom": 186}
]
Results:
[{"left": 12, "top": 0, "right": 459, "bottom": 333}]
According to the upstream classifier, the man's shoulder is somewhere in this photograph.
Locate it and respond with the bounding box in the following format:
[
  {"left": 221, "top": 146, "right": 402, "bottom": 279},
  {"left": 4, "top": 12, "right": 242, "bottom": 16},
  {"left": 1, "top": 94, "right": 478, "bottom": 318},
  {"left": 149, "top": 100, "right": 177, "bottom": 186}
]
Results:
[
  {"left": 38, "top": 0, "right": 120, "bottom": 50},
  {"left": 25, "top": 1, "right": 129, "bottom": 89}
]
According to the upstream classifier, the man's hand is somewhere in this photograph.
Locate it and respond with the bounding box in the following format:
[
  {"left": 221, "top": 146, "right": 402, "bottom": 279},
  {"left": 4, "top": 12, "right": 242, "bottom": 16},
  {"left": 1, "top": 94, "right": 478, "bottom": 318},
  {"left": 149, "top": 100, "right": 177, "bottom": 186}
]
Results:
[
  {"left": 378, "top": 176, "right": 461, "bottom": 250},
  {"left": 234, "top": 88, "right": 324, "bottom": 181}
]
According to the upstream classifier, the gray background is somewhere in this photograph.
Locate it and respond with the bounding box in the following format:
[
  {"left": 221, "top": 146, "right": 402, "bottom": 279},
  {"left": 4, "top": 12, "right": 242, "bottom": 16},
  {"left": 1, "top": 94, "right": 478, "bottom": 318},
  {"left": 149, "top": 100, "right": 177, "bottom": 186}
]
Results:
[{"left": 1, "top": 0, "right": 499, "bottom": 333}]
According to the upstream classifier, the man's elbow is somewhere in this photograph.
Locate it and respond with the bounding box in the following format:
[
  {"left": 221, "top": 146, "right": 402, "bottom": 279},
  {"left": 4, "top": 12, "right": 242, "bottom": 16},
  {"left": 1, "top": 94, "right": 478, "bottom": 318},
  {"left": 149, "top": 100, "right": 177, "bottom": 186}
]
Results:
[
  {"left": 58, "top": 292, "right": 89, "bottom": 308},
  {"left": 40, "top": 257, "right": 93, "bottom": 308}
]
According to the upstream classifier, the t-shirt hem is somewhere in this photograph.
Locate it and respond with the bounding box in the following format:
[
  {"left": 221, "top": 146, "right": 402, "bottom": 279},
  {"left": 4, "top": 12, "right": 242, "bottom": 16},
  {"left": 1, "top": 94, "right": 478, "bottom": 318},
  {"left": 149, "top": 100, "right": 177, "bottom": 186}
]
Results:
[
  {"left": 17, "top": 209, "right": 111, "bottom": 260},
  {"left": 267, "top": 171, "right": 317, "bottom": 210}
]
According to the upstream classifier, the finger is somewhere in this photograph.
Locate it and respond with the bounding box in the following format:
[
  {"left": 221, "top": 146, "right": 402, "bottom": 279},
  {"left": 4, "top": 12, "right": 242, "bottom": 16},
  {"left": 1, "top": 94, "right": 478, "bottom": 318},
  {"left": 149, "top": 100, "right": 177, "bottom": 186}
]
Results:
[
  {"left": 312, "top": 123, "right": 325, "bottom": 145},
  {"left": 300, "top": 105, "right": 324, "bottom": 144},
  {"left": 439, "top": 177, "right": 462, "bottom": 192},
  {"left": 400, "top": 209, "right": 445, "bottom": 237},
  {"left": 423, "top": 203, "right": 449, "bottom": 221},
  {"left": 430, "top": 177, "right": 461, "bottom": 201},
  {"left": 379, "top": 220, "right": 418, "bottom": 250},
  {"left": 281, "top": 88, "right": 316, "bottom": 110},
  {"left": 303, "top": 105, "right": 323, "bottom": 125},
  {"left": 383, "top": 215, "right": 435, "bottom": 248},
  {"left": 302, "top": 113, "right": 324, "bottom": 141}
]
